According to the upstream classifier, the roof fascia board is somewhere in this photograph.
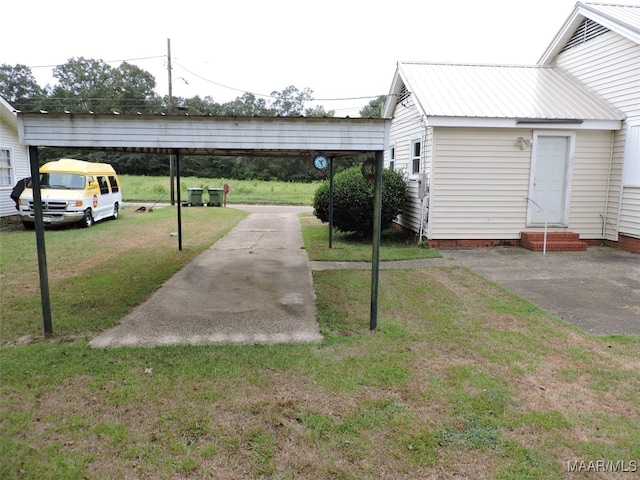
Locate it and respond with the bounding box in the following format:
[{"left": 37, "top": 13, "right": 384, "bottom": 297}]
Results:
[
  {"left": 382, "top": 65, "right": 403, "bottom": 118},
  {"left": 426, "top": 116, "right": 621, "bottom": 130},
  {"left": 539, "top": 8, "right": 585, "bottom": 65},
  {"left": 0, "top": 97, "right": 18, "bottom": 131},
  {"left": 539, "top": 3, "right": 640, "bottom": 65}
]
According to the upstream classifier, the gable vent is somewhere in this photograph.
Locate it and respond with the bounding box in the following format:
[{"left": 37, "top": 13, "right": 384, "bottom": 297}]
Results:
[
  {"left": 560, "top": 18, "right": 610, "bottom": 53},
  {"left": 397, "top": 86, "right": 412, "bottom": 105}
]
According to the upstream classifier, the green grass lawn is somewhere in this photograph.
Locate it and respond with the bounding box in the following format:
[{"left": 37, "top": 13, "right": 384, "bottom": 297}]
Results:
[
  {"left": 1, "top": 195, "right": 638, "bottom": 479},
  {"left": 300, "top": 214, "right": 440, "bottom": 262}
]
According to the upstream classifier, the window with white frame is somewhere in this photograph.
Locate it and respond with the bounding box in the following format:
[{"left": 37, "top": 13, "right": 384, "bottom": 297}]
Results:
[
  {"left": 389, "top": 144, "right": 395, "bottom": 170},
  {"left": 0, "top": 149, "right": 12, "bottom": 187},
  {"left": 622, "top": 123, "right": 640, "bottom": 187},
  {"left": 411, "top": 138, "right": 421, "bottom": 176}
]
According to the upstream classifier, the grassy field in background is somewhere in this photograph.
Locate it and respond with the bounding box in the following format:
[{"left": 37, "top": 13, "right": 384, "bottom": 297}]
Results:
[
  {"left": 1, "top": 192, "right": 639, "bottom": 478},
  {"left": 120, "top": 175, "right": 320, "bottom": 206}
]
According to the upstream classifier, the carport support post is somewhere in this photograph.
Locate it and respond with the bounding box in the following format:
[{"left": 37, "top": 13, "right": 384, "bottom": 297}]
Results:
[
  {"left": 370, "top": 150, "right": 384, "bottom": 331},
  {"left": 175, "top": 151, "right": 183, "bottom": 251},
  {"left": 329, "top": 156, "right": 334, "bottom": 249},
  {"left": 28, "top": 146, "right": 53, "bottom": 337}
]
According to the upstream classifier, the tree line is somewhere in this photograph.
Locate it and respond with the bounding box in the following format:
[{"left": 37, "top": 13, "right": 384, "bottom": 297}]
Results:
[{"left": 1, "top": 59, "right": 386, "bottom": 182}]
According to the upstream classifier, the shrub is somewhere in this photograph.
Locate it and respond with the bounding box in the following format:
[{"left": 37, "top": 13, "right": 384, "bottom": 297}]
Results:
[{"left": 313, "top": 166, "right": 407, "bottom": 236}]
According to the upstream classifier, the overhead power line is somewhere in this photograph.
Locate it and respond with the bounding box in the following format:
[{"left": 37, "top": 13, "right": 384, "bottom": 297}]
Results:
[
  {"left": 172, "top": 60, "right": 385, "bottom": 103},
  {"left": 25, "top": 55, "right": 165, "bottom": 70}
]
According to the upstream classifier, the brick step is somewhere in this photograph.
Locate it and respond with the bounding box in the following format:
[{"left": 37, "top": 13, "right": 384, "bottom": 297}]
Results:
[
  {"left": 522, "top": 240, "right": 588, "bottom": 252},
  {"left": 521, "top": 231, "right": 581, "bottom": 242},
  {"left": 520, "top": 231, "right": 587, "bottom": 252}
]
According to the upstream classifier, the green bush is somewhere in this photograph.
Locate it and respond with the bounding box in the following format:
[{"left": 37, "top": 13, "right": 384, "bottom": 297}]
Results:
[{"left": 313, "top": 166, "right": 407, "bottom": 236}]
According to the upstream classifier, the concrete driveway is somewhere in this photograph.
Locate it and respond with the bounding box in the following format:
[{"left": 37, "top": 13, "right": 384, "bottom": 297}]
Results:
[
  {"left": 438, "top": 247, "right": 640, "bottom": 335},
  {"left": 312, "top": 246, "right": 640, "bottom": 335},
  {"left": 90, "top": 205, "right": 322, "bottom": 347},
  {"left": 91, "top": 204, "right": 639, "bottom": 347}
]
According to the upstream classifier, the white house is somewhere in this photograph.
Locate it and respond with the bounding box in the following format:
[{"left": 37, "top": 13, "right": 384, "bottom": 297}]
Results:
[
  {"left": 539, "top": 1, "right": 640, "bottom": 252},
  {"left": 0, "top": 96, "right": 30, "bottom": 217},
  {"left": 383, "top": 2, "right": 639, "bottom": 253}
]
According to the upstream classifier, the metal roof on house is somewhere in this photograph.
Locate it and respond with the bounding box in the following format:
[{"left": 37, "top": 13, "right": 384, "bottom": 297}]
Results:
[
  {"left": 391, "top": 62, "right": 624, "bottom": 124},
  {"left": 585, "top": 2, "right": 640, "bottom": 30}
]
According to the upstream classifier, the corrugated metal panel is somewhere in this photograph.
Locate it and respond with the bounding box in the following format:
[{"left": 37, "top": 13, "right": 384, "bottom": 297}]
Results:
[
  {"left": 397, "top": 62, "right": 624, "bottom": 121},
  {"left": 17, "top": 114, "right": 388, "bottom": 157}
]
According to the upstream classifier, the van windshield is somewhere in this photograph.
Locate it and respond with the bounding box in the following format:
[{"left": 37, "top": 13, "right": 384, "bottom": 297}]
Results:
[{"left": 40, "top": 173, "right": 86, "bottom": 190}]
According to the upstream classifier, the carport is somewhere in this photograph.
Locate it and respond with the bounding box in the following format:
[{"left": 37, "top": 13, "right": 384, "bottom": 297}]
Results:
[{"left": 17, "top": 113, "right": 390, "bottom": 338}]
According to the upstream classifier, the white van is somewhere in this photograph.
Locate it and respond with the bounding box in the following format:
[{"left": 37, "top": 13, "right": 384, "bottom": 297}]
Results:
[{"left": 19, "top": 159, "right": 123, "bottom": 229}]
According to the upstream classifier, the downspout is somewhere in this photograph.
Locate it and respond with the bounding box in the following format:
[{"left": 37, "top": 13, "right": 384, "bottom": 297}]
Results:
[
  {"left": 601, "top": 130, "right": 615, "bottom": 239},
  {"left": 418, "top": 119, "right": 427, "bottom": 241}
]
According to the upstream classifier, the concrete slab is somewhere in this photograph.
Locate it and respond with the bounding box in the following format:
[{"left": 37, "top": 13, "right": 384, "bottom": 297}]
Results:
[
  {"left": 311, "top": 246, "right": 640, "bottom": 335},
  {"left": 92, "top": 203, "right": 639, "bottom": 346},
  {"left": 441, "top": 247, "right": 640, "bottom": 335},
  {"left": 90, "top": 205, "right": 322, "bottom": 347}
]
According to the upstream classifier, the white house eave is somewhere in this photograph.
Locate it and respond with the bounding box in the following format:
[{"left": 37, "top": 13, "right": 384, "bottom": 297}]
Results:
[
  {"left": 382, "top": 66, "right": 404, "bottom": 118},
  {"left": 0, "top": 97, "right": 18, "bottom": 131},
  {"left": 425, "top": 116, "right": 622, "bottom": 130}
]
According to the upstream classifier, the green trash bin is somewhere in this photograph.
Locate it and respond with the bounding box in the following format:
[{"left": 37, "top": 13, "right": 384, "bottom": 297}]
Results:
[
  {"left": 208, "top": 188, "right": 224, "bottom": 207},
  {"left": 187, "top": 187, "right": 204, "bottom": 206}
]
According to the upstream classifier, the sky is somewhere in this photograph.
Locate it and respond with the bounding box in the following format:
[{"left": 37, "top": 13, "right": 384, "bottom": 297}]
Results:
[{"left": 5, "top": 0, "right": 640, "bottom": 116}]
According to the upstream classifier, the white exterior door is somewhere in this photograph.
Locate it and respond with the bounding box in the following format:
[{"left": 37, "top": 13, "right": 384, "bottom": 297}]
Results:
[{"left": 528, "top": 133, "right": 573, "bottom": 226}]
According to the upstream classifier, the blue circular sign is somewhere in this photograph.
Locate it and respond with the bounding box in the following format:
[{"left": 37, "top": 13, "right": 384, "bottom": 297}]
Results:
[{"left": 314, "top": 156, "right": 328, "bottom": 170}]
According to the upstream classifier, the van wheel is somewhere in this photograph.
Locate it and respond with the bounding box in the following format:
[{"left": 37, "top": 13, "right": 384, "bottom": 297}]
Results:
[
  {"left": 80, "top": 209, "right": 94, "bottom": 228},
  {"left": 112, "top": 203, "right": 119, "bottom": 220},
  {"left": 22, "top": 221, "right": 35, "bottom": 230}
]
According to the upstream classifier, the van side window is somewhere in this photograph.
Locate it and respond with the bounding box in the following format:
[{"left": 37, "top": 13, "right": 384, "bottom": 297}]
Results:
[
  {"left": 108, "top": 175, "right": 119, "bottom": 193},
  {"left": 97, "top": 176, "right": 109, "bottom": 194}
]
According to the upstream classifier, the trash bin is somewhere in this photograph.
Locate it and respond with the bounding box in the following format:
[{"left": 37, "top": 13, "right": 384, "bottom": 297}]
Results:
[
  {"left": 187, "top": 187, "right": 204, "bottom": 206},
  {"left": 207, "top": 188, "right": 224, "bottom": 207}
]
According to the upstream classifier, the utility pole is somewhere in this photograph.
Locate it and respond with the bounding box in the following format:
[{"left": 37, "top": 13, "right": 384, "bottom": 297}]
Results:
[{"left": 167, "top": 38, "right": 176, "bottom": 205}]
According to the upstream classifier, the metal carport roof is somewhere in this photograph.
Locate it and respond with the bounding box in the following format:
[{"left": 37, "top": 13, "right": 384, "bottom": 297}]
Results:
[{"left": 17, "top": 113, "right": 390, "bottom": 337}]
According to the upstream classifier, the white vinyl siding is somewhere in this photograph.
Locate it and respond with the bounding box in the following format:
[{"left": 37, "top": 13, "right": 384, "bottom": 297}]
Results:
[
  {"left": 555, "top": 29, "right": 640, "bottom": 241},
  {"left": 569, "top": 130, "right": 619, "bottom": 238},
  {"left": 555, "top": 31, "right": 640, "bottom": 118},
  {"left": 622, "top": 123, "right": 640, "bottom": 186},
  {"left": 619, "top": 187, "right": 640, "bottom": 238},
  {"left": 0, "top": 117, "right": 30, "bottom": 217},
  {"left": 426, "top": 128, "right": 616, "bottom": 240},
  {"left": 386, "top": 91, "right": 430, "bottom": 233},
  {"left": 428, "top": 128, "right": 532, "bottom": 240}
]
